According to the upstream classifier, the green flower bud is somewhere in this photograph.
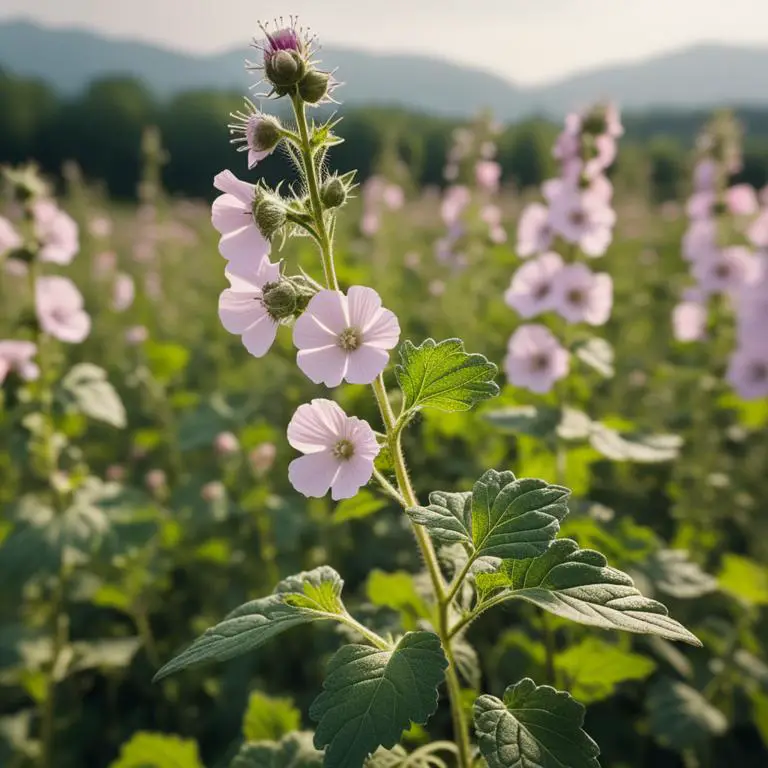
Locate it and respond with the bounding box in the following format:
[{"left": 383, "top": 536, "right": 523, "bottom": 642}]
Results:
[
  {"left": 252, "top": 194, "right": 287, "bottom": 240},
  {"left": 261, "top": 280, "right": 300, "bottom": 321},
  {"left": 320, "top": 177, "right": 347, "bottom": 209},
  {"left": 298, "top": 69, "right": 331, "bottom": 105},
  {"left": 251, "top": 115, "right": 282, "bottom": 154},
  {"left": 265, "top": 50, "right": 306, "bottom": 90}
]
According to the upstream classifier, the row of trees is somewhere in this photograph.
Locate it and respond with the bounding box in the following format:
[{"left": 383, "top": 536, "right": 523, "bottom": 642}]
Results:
[{"left": 3, "top": 68, "right": 768, "bottom": 200}]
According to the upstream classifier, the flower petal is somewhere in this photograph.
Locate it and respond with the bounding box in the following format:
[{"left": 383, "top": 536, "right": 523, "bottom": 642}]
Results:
[
  {"left": 213, "top": 170, "right": 255, "bottom": 205},
  {"left": 347, "top": 286, "right": 382, "bottom": 329},
  {"left": 331, "top": 455, "right": 375, "bottom": 500},
  {"left": 296, "top": 345, "right": 348, "bottom": 387},
  {"left": 293, "top": 311, "right": 339, "bottom": 350},
  {"left": 303, "top": 290, "right": 348, "bottom": 335},
  {"left": 287, "top": 399, "right": 346, "bottom": 453},
  {"left": 345, "top": 345, "right": 389, "bottom": 385},
  {"left": 288, "top": 452, "right": 341, "bottom": 498},
  {"left": 362, "top": 308, "right": 400, "bottom": 349},
  {"left": 240, "top": 314, "right": 278, "bottom": 357}
]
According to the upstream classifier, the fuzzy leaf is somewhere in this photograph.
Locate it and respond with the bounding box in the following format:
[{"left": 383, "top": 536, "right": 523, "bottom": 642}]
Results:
[
  {"left": 153, "top": 567, "right": 345, "bottom": 680},
  {"left": 640, "top": 550, "right": 717, "bottom": 599},
  {"left": 574, "top": 337, "right": 615, "bottom": 378},
  {"left": 243, "top": 691, "right": 301, "bottom": 742},
  {"left": 396, "top": 338, "right": 499, "bottom": 413},
  {"left": 310, "top": 632, "right": 447, "bottom": 768},
  {"left": 60, "top": 363, "right": 127, "bottom": 428},
  {"left": 476, "top": 539, "right": 701, "bottom": 645},
  {"left": 230, "top": 732, "right": 323, "bottom": 768},
  {"left": 406, "top": 491, "right": 473, "bottom": 547},
  {"left": 109, "top": 731, "right": 204, "bottom": 768},
  {"left": 589, "top": 424, "right": 682, "bottom": 463},
  {"left": 474, "top": 678, "right": 601, "bottom": 768},
  {"left": 483, "top": 406, "right": 561, "bottom": 438}
]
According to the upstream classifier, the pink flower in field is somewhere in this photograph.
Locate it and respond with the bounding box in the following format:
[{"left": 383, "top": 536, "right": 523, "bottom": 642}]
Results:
[
  {"left": 489, "top": 225, "right": 507, "bottom": 244},
  {"left": 726, "top": 345, "right": 768, "bottom": 400},
  {"left": 112, "top": 273, "right": 135, "bottom": 312},
  {"left": 211, "top": 170, "right": 271, "bottom": 263},
  {"left": 382, "top": 184, "right": 405, "bottom": 210},
  {"left": 89, "top": 216, "right": 112, "bottom": 238},
  {"left": 672, "top": 301, "right": 708, "bottom": 342},
  {"left": 218, "top": 255, "right": 281, "bottom": 358},
  {"left": 692, "top": 246, "right": 762, "bottom": 295},
  {"left": 361, "top": 212, "right": 380, "bottom": 237},
  {"left": 504, "top": 251, "right": 564, "bottom": 319},
  {"left": 682, "top": 220, "right": 718, "bottom": 262},
  {"left": 249, "top": 442, "right": 277, "bottom": 475},
  {"left": 293, "top": 286, "right": 400, "bottom": 387},
  {"left": 287, "top": 399, "right": 379, "bottom": 500},
  {"left": 693, "top": 159, "right": 717, "bottom": 191},
  {"left": 553, "top": 263, "right": 613, "bottom": 326},
  {"left": 0, "top": 217, "right": 22, "bottom": 254},
  {"left": 736, "top": 277, "right": 768, "bottom": 341},
  {"left": 145, "top": 469, "right": 166, "bottom": 494},
  {"left": 214, "top": 431, "right": 239, "bottom": 456},
  {"left": 548, "top": 183, "right": 616, "bottom": 257},
  {"left": 441, "top": 185, "right": 471, "bottom": 226},
  {"left": 516, "top": 203, "right": 554, "bottom": 257},
  {"left": 726, "top": 184, "right": 758, "bottom": 216},
  {"left": 583, "top": 135, "right": 617, "bottom": 178},
  {"left": 32, "top": 200, "right": 79, "bottom": 265},
  {"left": 0, "top": 341, "right": 39, "bottom": 385},
  {"left": 125, "top": 325, "right": 148, "bottom": 345},
  {"left": 747, "top": 210, "right": 768, "bottom": 248},
  {"left": 201, "top": 481, "right": 226, "bottom": 502},
  {"left": 686, "top": 192, "right": 715, "bottom": 220},
  {"left": 553, "top": 114, "right": 581, "bottom": 161},
  {"left": 504, "top": 324, "right": 570, "bottom": 394},
  {"left": 475, "top": 160, "right": 502, "bottom": 193},
  {"left": 35, "top": 276, "right": 91, "bottom": 343}
]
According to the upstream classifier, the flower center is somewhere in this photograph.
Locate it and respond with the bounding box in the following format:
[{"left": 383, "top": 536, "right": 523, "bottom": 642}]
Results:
[
  {"left": 534, "top": 283, "right": 551, "bottom": 300},
  {"left": 333, "top": 439, "right": 355, "bottom": 460},
  {"left": 714, "top": 263, "right": 731, "bottom": 280},
  {"left": 338, "top": 326, "right": 362, "bottom": 351},
  {"left": 750, "top": 361, "right": 768, "bottom": 383},
  {"left": 567, "top": 288, "right": 586, "bottom": 306},
  {"left": 530, "top": 352, "right": 550, "bottom": 372},
  {"left": 569, "top": 210, "right": 586, "bottom": 227}
]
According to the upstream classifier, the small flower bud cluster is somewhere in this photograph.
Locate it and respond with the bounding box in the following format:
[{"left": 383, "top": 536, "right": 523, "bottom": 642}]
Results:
[
  {"left": 673, "top": 111, "right": 768, "bottom": 400},
  {"left": 436, "top": 113, "right": 506, "bottom": 268},
  {"left": 503, "top": 104, "right": 622, "bottom": 393}
]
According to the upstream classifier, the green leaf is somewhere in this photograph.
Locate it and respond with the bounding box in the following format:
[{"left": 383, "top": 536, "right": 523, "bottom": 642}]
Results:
[
  {"left": 366, "top": 571, "right": 431, "bottom": 628},
  {"left": 589, "top": 424, "right": 682, "bottom": 463},
  {"left": 409, "top": 470, "right": 569, "bottom": 561},
  {"left": 718, "top": 554, "right": 768, "bottom": 606},
  {"left": 473, "top": 678, "right": 600, "bottom": 768},
  {"left": 647, "top": 678, "right": 727, "bottom": 750},
  {"left": 69, "top": 638, "right": 142, "bottom": 674},
  {"left": 243, "top": 691, "right": 301, "bottom": 742},
  {"left": 640, "top": 550, "right": 717, "bottom": 599},
  {"left": 144, "top": 341, "right": 190, "bottom": 385},
  {"left": 333, "top": 490, "right": 387, "bottom": 524},
  {"left": 484, "top": 406, "right": 561, "bottom": 438},
  {"left": 555, "top": 638, "right": 656, "bottom": 703},
  {"left": 476, "top": 539, "right": 701, "bottom": 645},
  {"left": 230, "top": 732, "right": 324, "bottom": 768},
  {"left": 395, "top": 338, "right": 499, "bottom": 413},
  {"left": 574, "top": 337, "right": 615, "bottom": 378},
  {"left": 310, "top": 631, "right": 448, "bottom": 768},
  {"left": 109, "top": 731, "right": 204, "bottom": 768},
  {"left": 153, "top": 567, "right": 345, "bottom": 680},
  {"left": 60, "top": 363, "right": 127, "bottom": 428}
]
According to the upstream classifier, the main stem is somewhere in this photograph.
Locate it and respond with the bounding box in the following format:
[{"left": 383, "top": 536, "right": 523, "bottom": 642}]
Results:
[{"left": 291, "top": 96, "right": 472, "bottom": 768}]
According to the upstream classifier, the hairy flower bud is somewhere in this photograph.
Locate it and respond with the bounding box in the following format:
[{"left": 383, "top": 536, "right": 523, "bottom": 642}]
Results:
[
  {"left": 321, "top": 177, "right": 347, "bottom": 209},
  {"left": 262, "top": 277, "right": 317, "bottom": 321},
  {"left": 266, "top": 49, "right": 306, "bottom": 90},
  {"left": 251, "top": 115, "right": 282, "bottom": 153},
  {"left": 298, "top": 69, "right": 331, "bottom": 105},
  {"left": 252, "top": 193, "right": 287, "bottom": 240}
]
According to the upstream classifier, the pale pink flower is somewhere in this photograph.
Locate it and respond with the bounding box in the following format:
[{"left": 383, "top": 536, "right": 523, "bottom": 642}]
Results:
[
  {"left": 475, "top": 160, "right": 502, "bottom": 193},
  {"left": 603, "top": 103, "right": 624, "bottom": 138},
  {"left": 673, "top": 301, "right": 708, "bottom": 342},
  {"left": 383, "top": 184, "right": 405, "bottom": 210},
  {"left": 553, "top": 263, "right": 613, "bottom": 326},
  {"left": 441, "top": 186, "right": 471, "bottom": 226},
  {"left": 553, "top": 114, "right": 581, "bottom": 161},
  {"left": 692, "top": 246, "right": 762, "bottom": 295},
  {"left": 287, "top": 399, "right": 379, "bottom": 500},
  {"left": 211, "top": 170, "right": 271, "bottom": 263},
  {"left": 686, "top": 192, "right": 715, "bottom": 220},
  {"left": 726, "top": 184, "right": 758, "bottom": 216},
  {"left": 35, "top": 276, "right": 91, "bottom": 343},
  {"left": 747, "top": 210, "right": 768, "bottom": 248},
  {"left": 361, "top": 212, "right": 380, "bottom": 237},
  {"left": 214, "top": 431, "right": 239, "bottom": 456},
  {"left": 218, "top": 256, "right": 281, "bottom": 358},
  {"left": 125, "top": 325, "right": 148, "bottom": 345},
  {"left": 504, "top": 324, "right": 570, "bottom": 394},
  {"left": 547, "top": 181, "right": 616, "bottom": 256},
  {"left": 201, "top": 481, "right": 226, "bottom": 502},
  {"left": 293, "top": 286, "right": 400, "bottom": 387},
  {"left": 249, "top": 442, "right": 277, "bottom": 475},
  {"left": 145, "top": 469, "right": 167, "bottom": 494},
  {"left": 516, "top": 203, "right": 554, "bottom": 257},
  {"left": 31, "top": 200, "right": 79, "bottom": 265},
  {"left": 0, "top": 217, "right": 22, "bottom": 254},
  {"left": 583, "top": 134, "right": 617, "bottom": 178},
  {"left": 727, "top": 345, "right": 768, "bottom": 400},
  {"left": 683, "top": 220, "right": 718, "bottom": 262},
  {"left": 0, "top": 341, "right": 39, "bottom": 385},
  {"left": 736, "top": 277, "right": 768, "bottom": 341},
  {"left": 489, "top": 225, "right": 507, "bottom": 244},
  {"left": 88, "top": 216, "right": 112, "bottom": 238},
  {"left": 693, "top": 159, "right": 717, "bottom": 191},
  {"left": 112, "top": 273, "right": 135, "bottom": 312},
  {"left": 504, "top": 251, "right": 564, "bottom": 319}
]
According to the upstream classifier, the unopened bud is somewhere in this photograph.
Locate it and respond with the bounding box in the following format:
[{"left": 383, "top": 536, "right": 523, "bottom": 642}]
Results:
[
  {"left": 201, "top": 481, "right": 226, "bottom": 502},
  {"left": 250, "top": 115, "right": 282, "bottom": 154},
  {"left": 214, "top": 431, "right": 239, "bottom": 456},
  {"left": 249, "top": 442, "right": 277, "bottom": 475},
  {"left": 321, "top": 177, "right": 347, "bottom": 209},
  {"left": 298, "top": 69, "right": 331, "bottom": 104},
  {"left": 252, "top": 194, "right": 287, "bottom": 240},
  {"left": 262, "top": 280, "right": 301, "bottom": 321},
  {"left": 266, "top": 50, "right": 306, "bottom": 90}
]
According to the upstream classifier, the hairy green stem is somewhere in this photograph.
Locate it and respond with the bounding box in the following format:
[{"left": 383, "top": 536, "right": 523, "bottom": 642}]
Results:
[{"left": 541, "top": 610, "right": 557, "bottom": 686}]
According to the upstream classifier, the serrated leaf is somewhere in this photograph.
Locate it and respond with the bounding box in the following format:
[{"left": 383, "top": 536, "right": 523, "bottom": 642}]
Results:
[
  {"left": 310, "top": 632, "right": 448, "bottom": 768},
  {"left": 589, "top": 424, "right": 682, "bottom": 463},
  {"left": 109, "top": 731, "right": 204, "bottom": 768},
  {"left": 333, "top": 491, "right": 387, "bottom": 524},
  {"left": 243, "top": 691, "right": 301, "bottom": 742},
  {"left": 476, "top": 539, "right": 701, "bottom": 645},
  {"left": 60, "top": 363, "right": 127, "bottom": 428},
  {"left": 153, "top": 567, "right": 345, "bottom": 680},
  {"left": 365, "top": 744, "right": 451, "bottom": 768},
  {"left": 474, "top": 678, "right": 600, "bottom": 768},
  {"left": 231, "top": 732, "right": 324, "bottom": 768},
  {"left": 640, "top": 550, "right": 717, "bottom": 599},
  {"left": 407, "top": 491, "right": 473, "bottom": 547},
  {"left": 395, "top": 338, "right": 499, "bottom": 413},
  {"left": 556, "top": 637, "right": 656, "bottom": 703},
  {"left": 718, "top": 554, "right": 768, "bottom": 606},
  {"left": 646, "top": 678, "right": 727, "bottom": 750},
  {"left": 574, "top": 337, "right": 615, "bottom": 378}
]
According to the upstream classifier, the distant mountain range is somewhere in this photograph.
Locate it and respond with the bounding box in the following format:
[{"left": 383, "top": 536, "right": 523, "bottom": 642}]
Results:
[{"left": 2, "top": 19, "right": 768, "bottom": 120}]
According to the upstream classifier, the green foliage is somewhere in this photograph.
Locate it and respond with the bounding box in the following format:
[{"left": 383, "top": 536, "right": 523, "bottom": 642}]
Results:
[
  {"left": 408, "top": 469, "right": 569, "bottom": 560},
  {"left": 473, "top": 678, "right": 600, "bottom": 768},
  {"left": 109, "top": 731, "right": 204, "bottom": 768},
  {"left": 588, "top": 425, "right": 682, "bottom": 463},
  {"left": 395, "top": 339, "right": 499, "bottom": 414},
  {"left": 640, "top": 549, "right": 717, "bottom": 599},
  {"left": 153, "top": 567, "right": 346, "bottom": 680},
  {"left": 230, "top": 732, "right": 324, "bottom": 768},
  {"left": 475, "top": 539, "right": 701, "bottom": 645},
  {"left": 333, "top": 490, "right": 387, "bottom": 524},
  {"left": 310, "top": 632, "right": 448, "bottom": 768},
  {"left": 366, "top": 571, "right": 431, "bottom": 628},
  {"left": 60, "top": 363, "right": 127, "bottom": 428},
  {"left": 243, "top": 691, "right": 302, "bottom": 742},
  {"left": 573, "top": 337, "right": 615, "bottom": 379},
  {"left": 718, "top": 554, "right": 768, "bottom": 606}
]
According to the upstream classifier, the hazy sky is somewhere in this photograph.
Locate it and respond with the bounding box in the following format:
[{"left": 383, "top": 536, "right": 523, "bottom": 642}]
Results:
[{"left": 2, "top": 0, "right": 768, "bottom": 84}]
